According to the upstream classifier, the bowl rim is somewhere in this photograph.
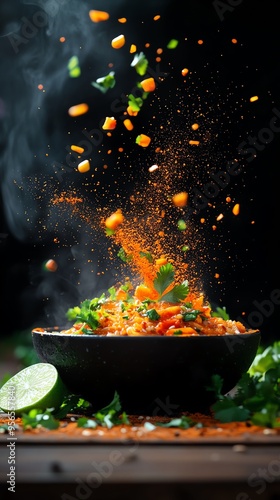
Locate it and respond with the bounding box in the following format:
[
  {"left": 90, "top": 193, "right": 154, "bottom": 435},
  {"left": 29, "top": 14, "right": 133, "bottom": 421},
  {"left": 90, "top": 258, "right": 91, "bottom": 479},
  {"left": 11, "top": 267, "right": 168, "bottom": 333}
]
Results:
[{"left": 31, "top": 327, "right": 260, "bottom": 339}]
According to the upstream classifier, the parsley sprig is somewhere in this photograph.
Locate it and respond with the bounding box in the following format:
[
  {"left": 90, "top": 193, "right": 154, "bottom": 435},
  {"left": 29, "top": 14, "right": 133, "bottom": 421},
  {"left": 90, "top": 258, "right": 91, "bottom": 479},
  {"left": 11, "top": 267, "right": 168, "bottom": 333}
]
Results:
[{"left": 154, "top": 263, "right": 189, "bottom": 302}]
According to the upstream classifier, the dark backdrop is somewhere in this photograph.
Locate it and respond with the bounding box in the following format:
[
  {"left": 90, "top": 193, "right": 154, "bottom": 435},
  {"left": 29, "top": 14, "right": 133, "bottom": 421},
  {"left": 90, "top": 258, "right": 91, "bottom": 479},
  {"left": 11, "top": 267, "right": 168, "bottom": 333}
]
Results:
[{"left": 0, "top": 0, "right": 279, "bottom": 345}]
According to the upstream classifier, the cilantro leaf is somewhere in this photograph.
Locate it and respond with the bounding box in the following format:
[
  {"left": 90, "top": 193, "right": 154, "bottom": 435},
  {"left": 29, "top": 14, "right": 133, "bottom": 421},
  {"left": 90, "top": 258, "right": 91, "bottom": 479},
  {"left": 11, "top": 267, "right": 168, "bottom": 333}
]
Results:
[
  {"left": 211, "top": 306, "right": 229, "bottom": 320},
  {"left": 130, "top": 52, "right": 148, "bottom": 76},
  {"left": 22, "top": 408, "right": 60, "bottom": 430},
  {"left": 182, "top": 309, "right": 200, "bottom": 322},
  {"left": 139, "top": 251, "right": 153, "bottom": 262},
  {"left": 91, "top": 71, "right": 116, "bottom": 93},
  {"left": 160, "top": 281, "right": 189, "bottom": 302},
  {"left": 154, "top": 263, "right": 174, "bottom": 295}
]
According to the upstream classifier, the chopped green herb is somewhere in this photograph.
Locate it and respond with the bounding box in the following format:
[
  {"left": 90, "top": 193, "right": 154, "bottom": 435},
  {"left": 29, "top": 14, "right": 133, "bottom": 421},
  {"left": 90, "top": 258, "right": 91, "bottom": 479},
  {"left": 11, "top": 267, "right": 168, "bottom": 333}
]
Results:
[
  {"left": 130, "top": 52, "right": 148, "bottom": 76},
  {"left": 91, "top": 71, "right": 116, "bottom": 93},
  {"left": 211, "top": 306, "right": 230, "bottom": 320},
  {"left": 146, "top": 308, "right": 160, "bottom": 321}
]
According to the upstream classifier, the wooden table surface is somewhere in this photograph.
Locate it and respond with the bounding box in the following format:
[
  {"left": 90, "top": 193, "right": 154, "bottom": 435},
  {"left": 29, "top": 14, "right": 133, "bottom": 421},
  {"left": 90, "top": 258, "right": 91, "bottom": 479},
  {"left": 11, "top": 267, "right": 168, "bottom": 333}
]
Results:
[{"left": 1, "top": 422, "right": 280, "bottom": 500}]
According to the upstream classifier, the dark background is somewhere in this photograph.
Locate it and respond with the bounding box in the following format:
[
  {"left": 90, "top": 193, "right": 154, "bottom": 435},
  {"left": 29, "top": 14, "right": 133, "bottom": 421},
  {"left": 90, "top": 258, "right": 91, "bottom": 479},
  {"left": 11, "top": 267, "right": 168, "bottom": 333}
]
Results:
[{"left": 0, "top": 0, "right": 279, "bottom": 347}]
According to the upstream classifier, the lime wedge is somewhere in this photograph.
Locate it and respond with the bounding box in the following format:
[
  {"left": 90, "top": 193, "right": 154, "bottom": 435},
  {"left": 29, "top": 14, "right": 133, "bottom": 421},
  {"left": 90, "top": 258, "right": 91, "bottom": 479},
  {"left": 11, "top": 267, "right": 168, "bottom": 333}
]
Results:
[{"left": 0, "top": 363, "right": 68, "bottom": 416}]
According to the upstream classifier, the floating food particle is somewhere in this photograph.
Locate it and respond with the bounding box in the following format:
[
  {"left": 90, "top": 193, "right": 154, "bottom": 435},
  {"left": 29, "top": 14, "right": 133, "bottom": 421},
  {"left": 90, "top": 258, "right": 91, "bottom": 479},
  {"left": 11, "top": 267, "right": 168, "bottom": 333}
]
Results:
[
  {"left": 200, "top": 218, "right": 205, "bottom": 224},
  {"left": 167, "top": 39, "right": 179, "bottom": 49},
  {"left": 177, "top": 219, "right": 187, "bottom": 231},
  {"left": 216, "top": 213, "right": 224, "bottom": 221},
  {"left": 231, "top": 38, "right": 238, "bottom": 44},
  {"left": 172, "top": 191, "right": 188, "bottom": 207},
  {"left": 198, "top": 39, "right": 204, "bottom": 45},
  {"left": 37, "top": 84, "right": 44, "bottom": 90},
  {"left": 77, "top": 159, "right": 90, "bottom": 173},
  {"left": 232, "top": 203, "right": 240, "bottom": 216},
  {"left": 89, "top": 10, "right": 110, "bottom": 23},
  {"left": 45, "top": 259, "right": 58, "bottom": 272},
  {"left": 111, "top": 34, "right": 125, "bottom": 49},
  {"left": 153, "top": 14, "right": 161, "bottom": 21},
  {"left": 191, "top": 123, "right": 199, "bottom": 131},
  {"left": 68, "top": 103, "right": 89, "bottom": 117},
  {"left": 102, "top": 117, "right": 117, "bottom": 130},
  {"left": 181, "top": 68, "right": 189, "bottom": 76},
  {"left": 136, "top": 134, "right": 151, "bottom": 148},
  {"left": 250, "top": 95, "right": 259, "bottom": 102},
  {"left": 71, "top": 145, "right": 85, "bottom": 154},
  {"left": 182, "top": 245, "right": 190, "bottom": 252},
  {"left": 226, "top": 196, "right": 231, "bottom": 202},
  {"left": 59, "top": 36, "right": 66, "bottom": 43},
  {"left": 157, "top": 48, "right": 163, "bottom": 55},
  {"left": 91, "top": 71, "right": 116, "bottom": 93},
  {"left": 123, "top": 118, "right": 134, "bottom": 131},
  {"left": 155, "top": 257, "right": 168, "bottom": 266},
  {"left": 189, "top": 140, "right": 200, "bottom": 146},
  {"left": 127, "top": 105, "right": 138, "bottom": 116},
  {"left": 214, "top": 273, "right": 220, "bottom": 279},
  {"left": 140, "top": 77, "right": 156, "bottom": 92},
  {"left": 118, "top": 17, "right": 127, "bottom": 23},
  {"left": 105, "top": 209, "right": 124, "bottom": 230},
  {"left": 131, "top": 52, "right": 148, "bottom": 76},
  {"left": 68, "top": 56, "right": 81, "bottom": 78},
  {"left": 212, "top": 225, "right": 217, "bottom": 231},
  {"left": 130, "top": 44, "right": 137, "bottom": 53},
  {"left": 148, "top": 164, "right": 159, "bottom": 172}
]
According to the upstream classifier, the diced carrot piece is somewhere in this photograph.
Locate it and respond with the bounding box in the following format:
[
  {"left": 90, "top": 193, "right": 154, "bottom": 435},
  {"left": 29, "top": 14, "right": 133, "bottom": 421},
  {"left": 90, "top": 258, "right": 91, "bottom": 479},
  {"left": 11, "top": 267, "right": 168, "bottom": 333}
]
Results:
[
  {"left": 118, "top": 17, "right": 127, "bottom": 24},
  {"left": 68, "top": 103, "right": 89, "bottom": 117},
  {"left": 71, "top": 145, "right": 85, "bottom": 154},
  {"left": 111, "top": 34, "right": 125, "bottom": 49},
  {"left": 189, "top": 140, "right": 200, "bottom": 146},
  {"left": 140, "top": 77, "right": 156, "bottom": 92},
  {"left": 181, "top": 68, "right": 189, "bottom": 76},
  {"left": 134, "top": 284, "right": 158, "bottom": 301},
  {"left": 136, "top": 134, "right": 151, "bottom": 148},
  {"left": 102, "top": 117, "right": 117, "bottom": 130},
  {"left": 232, "top": 203, "right": 240, "bottom": 215},
  {"left": 172, "top": 191, "right": 188, "bottom": 207},
  {"left": 130, "top": 44, "right": 137, "bottom": 53},
  {"left": 77, "top": 159, "right": 90, "bottom": 173},
  {"left": 105, "top": 209, "right": 124, "bottom": 230},
  {"left": 127, "top": 105, "right": 138, "bottom": 116},
  {"left": 191, "top": 123, "right": 199, "bottom": 130},
  {"left": 123, "top": 118, "right": 134, "bottom": 131},
  {"left": 45, "top": 259, "right": 58, "bottom": 272},
  {"left": 158, "top": 306, "right": 182, "bottom": 320},
  {"left": 89, "top": 10, "right": 109, "bottom": 23}
]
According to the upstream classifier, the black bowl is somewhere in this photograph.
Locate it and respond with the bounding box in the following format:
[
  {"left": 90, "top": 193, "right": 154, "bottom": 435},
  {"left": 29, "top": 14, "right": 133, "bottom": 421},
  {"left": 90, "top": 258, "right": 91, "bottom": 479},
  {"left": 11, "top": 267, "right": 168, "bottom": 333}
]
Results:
[{"left": 32, "top": 328, "right": 260, "bottom": 415}]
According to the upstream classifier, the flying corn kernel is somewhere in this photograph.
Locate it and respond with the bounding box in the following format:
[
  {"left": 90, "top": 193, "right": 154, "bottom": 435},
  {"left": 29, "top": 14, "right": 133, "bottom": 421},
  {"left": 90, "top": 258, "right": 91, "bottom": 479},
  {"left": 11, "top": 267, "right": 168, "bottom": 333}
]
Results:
[
  {"left": 78, "top": 160, "right": 90, "bottom": 173},
  {"left": 111, "top": 34, "right": 125, "bottom": 49}
]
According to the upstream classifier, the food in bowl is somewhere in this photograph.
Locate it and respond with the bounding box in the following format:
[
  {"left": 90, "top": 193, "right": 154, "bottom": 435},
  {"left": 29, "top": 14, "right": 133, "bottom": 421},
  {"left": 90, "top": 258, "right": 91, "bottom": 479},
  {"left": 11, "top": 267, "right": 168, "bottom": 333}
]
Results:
[{"left": 34, "top": 262, "right": 257, "bottom": 338}]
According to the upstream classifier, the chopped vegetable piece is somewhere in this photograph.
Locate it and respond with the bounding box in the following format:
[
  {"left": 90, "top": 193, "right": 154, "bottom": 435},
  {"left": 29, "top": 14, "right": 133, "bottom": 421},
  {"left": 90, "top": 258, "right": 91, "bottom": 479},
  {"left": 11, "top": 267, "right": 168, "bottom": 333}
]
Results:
[
  {"left": 45, "top": 259, "right": 58, "bottom": 272},
  {"left": 68, "top": 103, "right": 89, "bottom": 117},
  {"left": 140, "top": 77, "right": 156, "bottom": 92},
  {"left": 216, "top": 213, "right": 224, "bottom": 221},
  {"left": 89, "top": 10, "right": 109, "bottom": 23},
  {"left": 71, "top": 145, "right": 85, "bottom": 154},
  {"left": 68, "top": 56, "right": 81, "bottom": 78},
  {"left": 181, "top": 68, "right": 189, "bottom": 76},
  {"left": 123, "top": 118, "right": 134, "bottom": 131},
  {"left": 136, "top": 134, "right": 151, "bottom": 148},
  {"left": 172, "top": 191, "right": 188, "bottom": 207},
  {"left": 154, "top": 15, "right": 161, "bottom": 21},
  {"left": 177, "top": 219, "right": 187, "bottom": 231},
  {"left": 118, "top": 17, "right": 127, "bottom": 23},
  {"left": 232, "top": 203, "right": 240, "bottom": 215},
  {"left": 91, "top": 71, "right": 116, "bottom": 93},
  {"left": 130, "top": 44, "right": 137, "bottom": 53},
  {"left": 111, "top": 34, "right": 125, "bottom": 49},
  {"left": 102, "top": 117, "right": 117, "bottom": 130},
  {"left": 189, "top": 140, "right": 200, "bottom": 146},
  {"left": 250, "top": 96, "right": 259, "bottom": 102},
  {"left": 127, "top": 105, "right": 138, "bottom": 116},
  {"left": 167, "top": 39, "right": 179, "bottom": 49},
  {"left": 105, "top": 210, "right": 124, "bottom": 230},
  {"left": 191, "top": 123, "right": 199, "bottom": 130},
  {"left": 77, "top": 159, "right": 90, "bottom": 173},
  {"left": 131, "top": 52, "right": 148, "bottom": 76}
]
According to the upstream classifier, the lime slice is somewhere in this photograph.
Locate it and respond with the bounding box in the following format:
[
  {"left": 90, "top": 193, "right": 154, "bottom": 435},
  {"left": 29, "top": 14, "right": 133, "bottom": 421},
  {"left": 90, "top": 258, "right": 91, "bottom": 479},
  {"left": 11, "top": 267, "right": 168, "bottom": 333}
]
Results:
[{"left": 0, "top": 363, "right": 68, "bottom": 416}]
